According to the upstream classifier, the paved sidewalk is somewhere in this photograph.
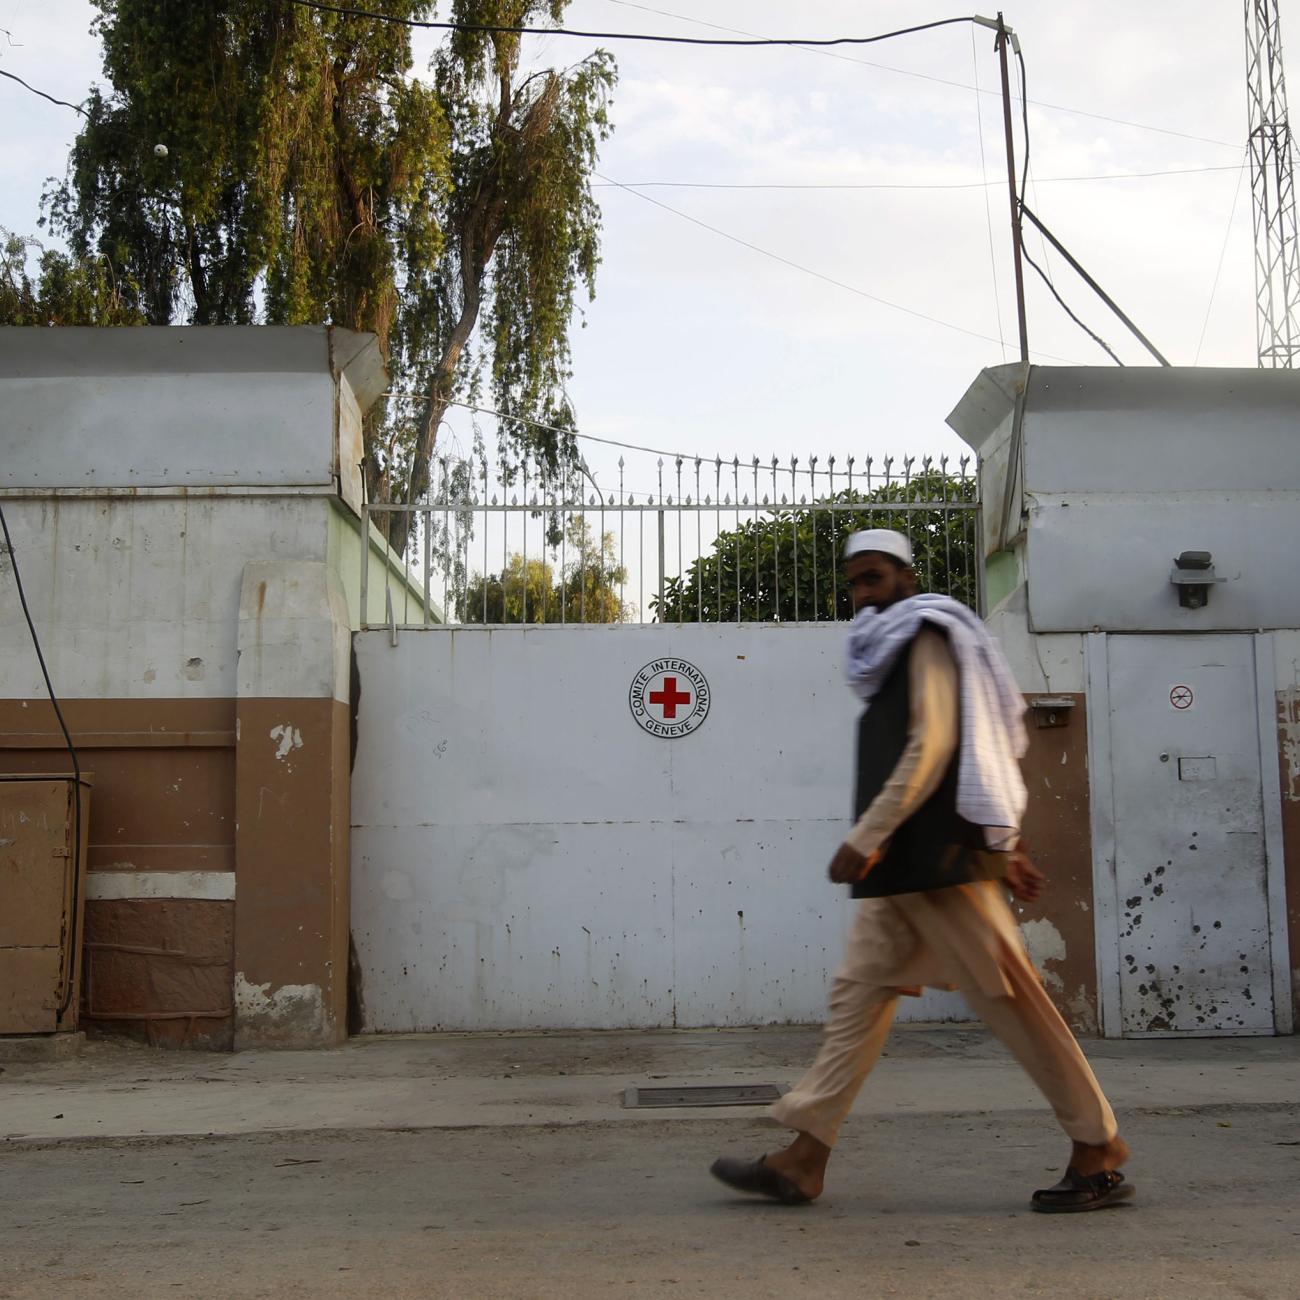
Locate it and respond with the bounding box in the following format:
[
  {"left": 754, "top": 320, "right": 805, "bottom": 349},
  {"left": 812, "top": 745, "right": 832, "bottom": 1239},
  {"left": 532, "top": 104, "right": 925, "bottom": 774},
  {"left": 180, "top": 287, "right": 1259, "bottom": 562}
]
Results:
[{"left": 3, "top": 1024, "right": 1297, "bottom": 1143}]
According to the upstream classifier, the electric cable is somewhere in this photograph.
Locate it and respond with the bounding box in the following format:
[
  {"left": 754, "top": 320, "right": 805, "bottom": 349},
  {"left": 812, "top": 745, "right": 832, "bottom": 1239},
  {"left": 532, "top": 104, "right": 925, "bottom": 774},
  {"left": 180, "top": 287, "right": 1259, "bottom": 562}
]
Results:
[
  {"left": 1020, "top": 202, "right": 1168, "bottom": 364},
  {"left": 1011, "top": 31, "right": 1122, "bottom": 365},
  {"left": 0, "top": 499, "right": 84, "bottom": 1019},
  {"left": 417, "top": 395, "right": 750, "bottom": 465},
  {"left": 1194, "top": 148, "right": 1250, "bottom": 364},
  {"left": 597, "top": 171, "right": 1079, "bottom": 360},
  {"left": 1016, "top": 34, "right": 1062, "bottom": 328},
  {"left": 1018, "top": 49, "right": 1056, "bottom": 282},
  {"left": 282, "top": 0, "right": 976, "bottom": 48},
  {"left": 590, "top": 166, "right": 1246, "bottom": 190},
  {"left": 0, "top": 66, "right": 87, "bottom": 115},
  {"left": 598, "top": 0, "right": 1240, "bottom": 150},
  {"left": 1015, "top": 44, "right": 1030, "bottom": 208},
  {"left": 382, "top": 394, "right": 1001, "bottom": 478},
  {"left": 1021, "top": 244, "right": 1123, "bottom": 364}
]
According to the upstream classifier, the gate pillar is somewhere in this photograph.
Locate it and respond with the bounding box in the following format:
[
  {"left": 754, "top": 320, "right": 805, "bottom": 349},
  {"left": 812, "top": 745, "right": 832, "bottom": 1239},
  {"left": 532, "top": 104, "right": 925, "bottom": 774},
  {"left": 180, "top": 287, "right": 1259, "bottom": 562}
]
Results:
[{"left": 233, "top": 561, "right": 351, "bottom": 1048}]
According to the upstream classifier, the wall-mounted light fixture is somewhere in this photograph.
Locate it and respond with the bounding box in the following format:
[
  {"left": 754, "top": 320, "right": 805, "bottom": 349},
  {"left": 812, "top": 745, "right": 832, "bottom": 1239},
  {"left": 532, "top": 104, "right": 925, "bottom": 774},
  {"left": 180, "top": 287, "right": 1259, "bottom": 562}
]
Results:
[
  {"left": 1027, "top": 695, "right": 1075, "bottom": 729},
  {"left": 1170, "top": 550, "right": 1225, "bottom": 609}
]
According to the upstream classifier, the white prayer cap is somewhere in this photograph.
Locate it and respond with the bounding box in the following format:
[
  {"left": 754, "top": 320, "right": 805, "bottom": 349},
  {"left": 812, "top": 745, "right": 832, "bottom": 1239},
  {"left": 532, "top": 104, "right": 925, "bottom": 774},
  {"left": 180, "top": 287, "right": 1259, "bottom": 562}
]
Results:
[{"left": 843, "top": 528, "right": 913, "bottom": 567}]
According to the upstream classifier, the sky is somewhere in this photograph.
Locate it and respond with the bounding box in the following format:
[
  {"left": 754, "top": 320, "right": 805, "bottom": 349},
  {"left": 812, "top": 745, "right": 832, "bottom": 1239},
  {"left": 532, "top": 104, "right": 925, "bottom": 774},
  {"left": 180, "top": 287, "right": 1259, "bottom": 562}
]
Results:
[{"left": 0, "top": 1, "right": 1283, "bottom": 505}]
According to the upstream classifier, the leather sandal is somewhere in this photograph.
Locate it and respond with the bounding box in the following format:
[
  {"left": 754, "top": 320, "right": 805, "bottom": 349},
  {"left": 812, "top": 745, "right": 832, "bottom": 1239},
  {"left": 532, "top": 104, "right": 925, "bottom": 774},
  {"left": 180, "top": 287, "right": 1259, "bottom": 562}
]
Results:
[
  {"left": 1031, "top": 1166, "right": 1135, "bottom": 1213},
  {"left": 710, "top": 1155, "right": 813, "bottom": 1205}
]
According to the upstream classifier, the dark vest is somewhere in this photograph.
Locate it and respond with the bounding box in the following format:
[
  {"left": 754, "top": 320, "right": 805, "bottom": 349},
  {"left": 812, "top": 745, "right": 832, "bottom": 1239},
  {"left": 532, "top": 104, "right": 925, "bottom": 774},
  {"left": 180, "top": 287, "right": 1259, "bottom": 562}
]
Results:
[{"left": 851, "top": 632, "right": 1005, "bottom": 899}]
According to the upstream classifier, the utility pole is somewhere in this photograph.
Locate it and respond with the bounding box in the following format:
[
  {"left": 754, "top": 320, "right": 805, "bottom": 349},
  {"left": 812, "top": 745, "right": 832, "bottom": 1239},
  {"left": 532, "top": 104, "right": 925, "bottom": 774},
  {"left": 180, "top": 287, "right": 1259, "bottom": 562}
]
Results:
[
  {"left": 1245, "top": 0, "right": 1300, "bottom": 367},
  {"left": 976, "top": 13, "right": 1029, "bottom": 363}
]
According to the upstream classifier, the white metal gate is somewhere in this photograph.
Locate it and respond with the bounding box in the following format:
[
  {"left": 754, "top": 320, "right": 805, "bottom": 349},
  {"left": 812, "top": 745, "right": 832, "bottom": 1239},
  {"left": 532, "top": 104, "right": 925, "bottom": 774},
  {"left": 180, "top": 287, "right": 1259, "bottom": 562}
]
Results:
[
  {"left": 349, "top": 448, "right": 980, "bottom": 1031},
  {"left": 1087, "top": 633, "right": 1291, "bottom": 1037},
  {"left": 351, "top": 625, "right": 978, "bottom": 1031}
]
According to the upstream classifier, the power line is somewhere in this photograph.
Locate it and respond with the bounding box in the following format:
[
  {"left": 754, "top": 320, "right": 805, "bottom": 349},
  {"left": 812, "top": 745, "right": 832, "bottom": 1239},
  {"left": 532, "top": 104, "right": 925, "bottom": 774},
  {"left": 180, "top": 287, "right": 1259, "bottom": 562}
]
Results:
[
  {"left": 1194, "top": 148, "right": 1250, "bottom": 365},
  {"left": 0, "top": 66, "right": 86, "bottom": 115},
  {"left": 1015, "top": 43, "right": 1030, "bottom": 208},
  {"left": 391, "top": 395, "right": 963, "bottom": 477},
  {"left": 283, "top": 0, "right": 976, "bottom": 48},
  {"left": 599, "top": 0, "right": 1240, "bottom": 150},
  {"left": 1020, "top": 48, "right": 1057, "bottom": 286},
  {"left": 1020, "top": 202, "right": 1169, "bottom": 365},
  {"left": 383, "top": 393, "right": 762, "bottom": 465},
  {"left": 1023, "top": 244, "right": 1123, "bottom": 364},
  {"left": 1010, "top": 33, "right": 1122, "bottom": 367},
  {"left": 589, "top": 165, "right": 1246, "bottom": 191},
  {"left": 451, "top": 399, "right": 719, "bottom": 464},
  {"left": 597, "top": 171, "right": 1079, "bottom": 361}
]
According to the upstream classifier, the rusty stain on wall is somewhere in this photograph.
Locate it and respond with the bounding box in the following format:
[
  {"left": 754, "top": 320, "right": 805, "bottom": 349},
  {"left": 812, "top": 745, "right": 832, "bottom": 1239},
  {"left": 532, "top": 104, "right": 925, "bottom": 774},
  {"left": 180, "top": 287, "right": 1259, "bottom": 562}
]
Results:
[
  {"left": 1015, "top": 694, "right": 1098, "bottom": 1034},
  {"left": 1280, "top": 689, "right": 1300, "bottom": 801},
  {"left": 1278, "top": 689, "right": 1300, "bottom": 1027}
]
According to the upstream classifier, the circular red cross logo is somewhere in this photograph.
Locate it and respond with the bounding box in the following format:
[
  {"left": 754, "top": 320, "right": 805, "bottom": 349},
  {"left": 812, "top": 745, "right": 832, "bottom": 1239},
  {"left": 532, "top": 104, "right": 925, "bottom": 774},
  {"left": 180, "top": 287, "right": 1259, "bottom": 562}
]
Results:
[
  {"left": 629, "top": 658, "right": 710, "bottom": 739},
  {"left": 1170, "top": 685, "right": 1194, "bottom": 710}
]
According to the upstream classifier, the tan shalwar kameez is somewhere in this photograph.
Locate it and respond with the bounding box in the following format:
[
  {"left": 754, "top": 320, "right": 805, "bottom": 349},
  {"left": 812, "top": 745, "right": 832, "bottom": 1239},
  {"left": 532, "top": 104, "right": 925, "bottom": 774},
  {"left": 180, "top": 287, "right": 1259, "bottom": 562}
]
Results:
[{"left": 769, "top": 628, "right": 1117, "bottom": 1150}]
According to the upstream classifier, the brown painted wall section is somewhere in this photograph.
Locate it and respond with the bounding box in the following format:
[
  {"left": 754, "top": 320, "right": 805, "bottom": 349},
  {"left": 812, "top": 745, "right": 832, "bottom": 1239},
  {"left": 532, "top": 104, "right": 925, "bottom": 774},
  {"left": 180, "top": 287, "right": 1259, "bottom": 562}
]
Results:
[
  {"left": 1016, "top": 694, "right": 1098, "bottom": 1034},
  {"left": 0, "top": 698, "right": 235, "bottom": 1048},
  {"left": 233, "top": 696, "right": 350, "bottom": 1046},
  {"left": 1278, "top": 691, "right": 1300, "bottom": 1029}
]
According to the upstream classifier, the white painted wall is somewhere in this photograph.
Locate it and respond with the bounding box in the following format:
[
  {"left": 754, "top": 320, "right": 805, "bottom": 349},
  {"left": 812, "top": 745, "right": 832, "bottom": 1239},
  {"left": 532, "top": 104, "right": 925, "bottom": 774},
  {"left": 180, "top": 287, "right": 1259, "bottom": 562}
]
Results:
[
  {"left": 985, "top": 585, "right": 1086, "bottom": 694},
  {"left": 948, "top": 364, "right": 1300, "bottom": 635},
  {"left": 0, "top": 327, "right": 341, "bottom": 490},
  {"left": 351, "top": 625, "right": 972, "bottom": 1031},
  {"left": 0, "top": 325, "right": 400, "bottom": 705},
  {"left": 0, "top": 325, "right": 384, "bottom": 504},
  {"left": 0, "top": 495, "right": 329, "bottom": 700},
  {"left": 951, "top": 365, "right": 1300, "bottom": 1038}
]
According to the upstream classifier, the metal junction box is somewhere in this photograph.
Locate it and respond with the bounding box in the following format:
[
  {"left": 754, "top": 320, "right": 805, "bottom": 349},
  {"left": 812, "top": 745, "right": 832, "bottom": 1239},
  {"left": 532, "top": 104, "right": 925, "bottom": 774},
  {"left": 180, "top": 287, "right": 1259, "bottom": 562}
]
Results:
[{"left": 0, "top": 776, "right": 90, "bottom": 1035}]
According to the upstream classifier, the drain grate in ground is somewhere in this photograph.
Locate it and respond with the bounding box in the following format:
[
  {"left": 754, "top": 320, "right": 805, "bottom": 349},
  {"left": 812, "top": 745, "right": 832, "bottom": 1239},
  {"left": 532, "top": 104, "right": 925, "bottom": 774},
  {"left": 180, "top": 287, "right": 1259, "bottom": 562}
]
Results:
[{"left": 622, "top": 1083, "right": 788, "bottom": 1109}]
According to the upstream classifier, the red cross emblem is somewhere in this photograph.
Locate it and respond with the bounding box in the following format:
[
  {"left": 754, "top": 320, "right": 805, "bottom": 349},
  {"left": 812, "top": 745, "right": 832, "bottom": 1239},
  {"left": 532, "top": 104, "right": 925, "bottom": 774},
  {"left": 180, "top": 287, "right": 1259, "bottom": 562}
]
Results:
[
  {"left": 649, "top": 676, "right": 692, "bottom": 719},
  {"left": 630, "top": 659, "right": 711, "bottom": 738}
]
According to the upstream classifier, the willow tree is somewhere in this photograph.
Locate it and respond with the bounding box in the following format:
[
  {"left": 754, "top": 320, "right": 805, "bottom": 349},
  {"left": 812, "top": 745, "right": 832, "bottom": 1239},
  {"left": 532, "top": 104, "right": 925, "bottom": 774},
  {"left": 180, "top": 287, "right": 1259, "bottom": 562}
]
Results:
[
  {"left": 0, "top": 230, "right": 145, "bottom": 325},
  {"left": 385, "top": 2, "right": 614, "bottom": 541},
  {"left": 43, "top": 0, "right": 615, "bottom": 551}
]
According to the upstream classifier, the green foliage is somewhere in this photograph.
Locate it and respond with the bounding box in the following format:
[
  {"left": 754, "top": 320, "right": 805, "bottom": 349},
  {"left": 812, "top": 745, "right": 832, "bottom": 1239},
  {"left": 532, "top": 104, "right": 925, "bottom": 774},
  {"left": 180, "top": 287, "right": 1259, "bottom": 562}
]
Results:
[
  {"left": 653, "top": 472, "right": 979, "bottom": 623},
  {"left": 461, "top": 517, "right": 628, "bottom": 623},
  {"left": 0, "top": 231, "right": 145, "bottom": 325},
  {"left": 45, "top": 0, "right": 450, "bottom": 332},
  {"left": 30, "top": 0, "right": 616, "bottom": 550},
  {"left": 386, "top": 1, "right": 615, "bottom": 521}
]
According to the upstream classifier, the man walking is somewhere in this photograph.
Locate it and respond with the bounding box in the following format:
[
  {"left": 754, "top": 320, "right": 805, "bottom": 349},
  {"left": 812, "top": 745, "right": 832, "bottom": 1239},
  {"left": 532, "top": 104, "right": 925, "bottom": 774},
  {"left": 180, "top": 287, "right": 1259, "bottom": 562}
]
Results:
[{"left": 710, "top": 529, "right": 1132, "bottom": 1213}]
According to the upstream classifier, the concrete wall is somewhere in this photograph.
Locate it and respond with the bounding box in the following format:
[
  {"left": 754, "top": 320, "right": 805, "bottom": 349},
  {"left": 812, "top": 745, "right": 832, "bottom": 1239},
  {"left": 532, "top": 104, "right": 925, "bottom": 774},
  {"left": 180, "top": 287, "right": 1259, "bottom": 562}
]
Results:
[
  {"left": 951, "top": 365, "right": 1300, "bottom": 634},
  {"left": 0, "top": 501, "right": 357, "bottom": 1049},
  {"left": 0, "top": 326, "right": 382, "bottom": 507},
  {"left": 0, "top": 326, "right": 377, "bottom": 1047},
  {"left": 950, "top": 364, "right": 1300, "bottom": 1036}
]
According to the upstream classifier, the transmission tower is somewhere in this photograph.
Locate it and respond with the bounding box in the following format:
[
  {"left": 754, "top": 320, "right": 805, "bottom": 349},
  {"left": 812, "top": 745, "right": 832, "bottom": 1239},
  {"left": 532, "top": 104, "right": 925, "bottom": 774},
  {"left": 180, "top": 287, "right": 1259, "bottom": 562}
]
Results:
[{"left": 1245, "top": 0, "right": 1300, "bottom": 366}]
